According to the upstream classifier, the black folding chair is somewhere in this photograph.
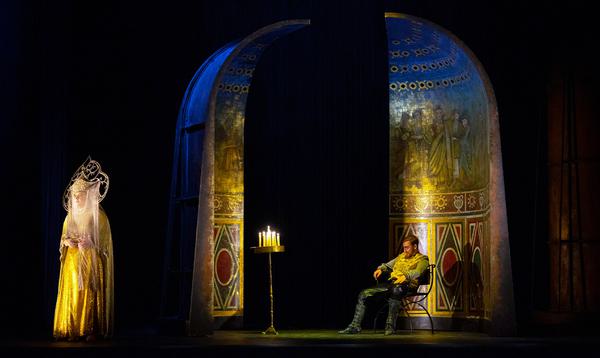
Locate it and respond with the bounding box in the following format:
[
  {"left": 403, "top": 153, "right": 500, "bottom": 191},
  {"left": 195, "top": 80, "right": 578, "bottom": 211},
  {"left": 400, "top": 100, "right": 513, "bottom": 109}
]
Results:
[{"left": 373, "top": 264, "right": 436, "bottom": 334}]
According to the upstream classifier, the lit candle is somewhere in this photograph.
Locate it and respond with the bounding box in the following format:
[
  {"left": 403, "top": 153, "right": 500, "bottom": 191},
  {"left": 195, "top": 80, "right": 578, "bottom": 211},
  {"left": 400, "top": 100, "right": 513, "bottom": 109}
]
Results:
[
  {"left": 268, "top": 226, "right": 272, "bottom": 246},
  {"left": 277, "top": 233, "right": 280, "bottom": 246},
  {"left": 258, "top": 232, "right": 262, "bottom": 247}
]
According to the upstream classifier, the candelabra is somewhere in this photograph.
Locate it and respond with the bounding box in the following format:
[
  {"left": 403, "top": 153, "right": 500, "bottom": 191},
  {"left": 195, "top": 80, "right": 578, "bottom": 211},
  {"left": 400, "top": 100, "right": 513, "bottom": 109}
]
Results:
[{"left": 252, "top": 226, "right": 284, "bottom": 335}]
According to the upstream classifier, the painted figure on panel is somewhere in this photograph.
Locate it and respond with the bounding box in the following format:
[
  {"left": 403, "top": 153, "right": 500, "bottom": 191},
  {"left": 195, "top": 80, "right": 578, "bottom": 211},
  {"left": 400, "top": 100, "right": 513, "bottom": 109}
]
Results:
[
  {"left": 403, "top": 109, "right": 432, "bottom": 188},
  {"left": 392, "top": 104, "right": 478, "bottom": 192},
  {"left": 216, "top": 108, "right": 244, "bottom": 194},
  {"left": 449, "top": 110, "right": 471, "bottom": 187},
  {"left": 390, "top": 111, "right": 411, "bottom": 182},
  {"left": 338, "top": 234, "right": 429, "bottom": 335},
  {"left": 457, "top": 116, "right": 473, "bottom": 183},
  {"left": 428, "top": 105, "right": 450, "bottom": 187},
  {"left": 53, "top": 157, "right": 114, "bottom": 341}
]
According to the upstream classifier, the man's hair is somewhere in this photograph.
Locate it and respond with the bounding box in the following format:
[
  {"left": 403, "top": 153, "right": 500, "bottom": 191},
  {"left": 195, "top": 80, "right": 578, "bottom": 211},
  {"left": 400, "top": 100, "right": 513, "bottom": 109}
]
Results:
[{"left": 401, "top": 234, "right": 419, "bottom": 246}]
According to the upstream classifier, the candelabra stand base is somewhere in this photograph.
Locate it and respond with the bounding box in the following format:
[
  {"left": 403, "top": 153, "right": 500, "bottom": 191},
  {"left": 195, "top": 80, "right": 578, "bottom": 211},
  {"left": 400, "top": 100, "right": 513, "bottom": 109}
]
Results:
[
  {"left": 262, "top": 325, "right": 278, "bottom": 335},
  {"left": 252, "top": 245, "right": 285, "bottom": 337}
]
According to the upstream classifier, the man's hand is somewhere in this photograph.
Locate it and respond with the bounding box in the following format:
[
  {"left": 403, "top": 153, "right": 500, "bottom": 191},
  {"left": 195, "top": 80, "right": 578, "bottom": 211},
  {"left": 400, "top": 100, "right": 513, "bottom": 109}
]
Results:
[
  {"left": 373, "top": 269, "right": 382, "bottom": 280},
  {"left": 391, "top": 274, "right": 406, "bottom": 284}
]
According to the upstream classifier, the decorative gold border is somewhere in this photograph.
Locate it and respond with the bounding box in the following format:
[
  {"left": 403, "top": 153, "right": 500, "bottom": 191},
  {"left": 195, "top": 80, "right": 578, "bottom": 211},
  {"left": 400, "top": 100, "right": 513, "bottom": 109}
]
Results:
[
  {"left": 213, "top": 217, "right": 244, "bottom": 316},
  {"left": 389, "top": 187, "right": 489, "bottom": 216},
  {"left": 213, "top": 309, "right": 243, "bottom": 317},
  {"left": 430, "top": 216, "right": 465, "bottom": 316},
  {"left": 215, "top": 194, "right": 244, "bottom": 217},
  {"left": 466, "top": 216, "right": 486, "bottom": 314},
  {"left": 385, "top": 12, "right": 409, "bottom": 19}
]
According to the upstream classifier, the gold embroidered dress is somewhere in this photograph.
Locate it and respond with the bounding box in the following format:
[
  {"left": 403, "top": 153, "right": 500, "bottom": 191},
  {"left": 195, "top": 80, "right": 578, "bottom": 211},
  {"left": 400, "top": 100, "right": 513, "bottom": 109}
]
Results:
[{"left": 53, "top": 158, "right": 113, "bottom": 340}]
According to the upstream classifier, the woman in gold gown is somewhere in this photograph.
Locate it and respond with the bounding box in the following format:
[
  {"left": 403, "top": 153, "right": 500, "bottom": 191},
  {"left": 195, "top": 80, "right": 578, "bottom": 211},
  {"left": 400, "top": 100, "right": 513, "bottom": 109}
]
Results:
[{"left": 53, "top": 158, "right": 114, "bottom": 341}]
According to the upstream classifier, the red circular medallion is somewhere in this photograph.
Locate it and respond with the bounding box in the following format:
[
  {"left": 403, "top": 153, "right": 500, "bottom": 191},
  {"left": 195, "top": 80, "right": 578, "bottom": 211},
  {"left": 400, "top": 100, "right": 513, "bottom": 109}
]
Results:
[
  {"left": 441, "top": 248, "right": 460, "bottom": 286},
  {"left": 216, "top": 249, "right": 233, "bottom": 286}
]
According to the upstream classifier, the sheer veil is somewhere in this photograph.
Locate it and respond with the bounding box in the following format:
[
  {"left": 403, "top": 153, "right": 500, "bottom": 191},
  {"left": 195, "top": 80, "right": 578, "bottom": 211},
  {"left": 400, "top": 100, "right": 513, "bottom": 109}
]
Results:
[
  {"left": 65, "top": 180, "right": 101, "bottom": 290},
  {"left": 61, "top": 156, "right": 109, "bottom": 291}
]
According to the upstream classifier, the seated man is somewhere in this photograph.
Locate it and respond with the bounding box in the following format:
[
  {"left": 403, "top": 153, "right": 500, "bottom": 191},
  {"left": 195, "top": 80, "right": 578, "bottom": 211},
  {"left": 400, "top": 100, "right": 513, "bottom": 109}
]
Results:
[{"left": 338, "top": 234, "right": 429, "bottom": 335}]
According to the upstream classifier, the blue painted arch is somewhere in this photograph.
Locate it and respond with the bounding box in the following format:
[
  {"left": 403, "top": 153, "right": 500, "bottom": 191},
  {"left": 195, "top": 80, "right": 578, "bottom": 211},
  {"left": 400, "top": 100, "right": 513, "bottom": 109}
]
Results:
[{"left": 161, "top": 20, "right": 310, "bottom": 332}]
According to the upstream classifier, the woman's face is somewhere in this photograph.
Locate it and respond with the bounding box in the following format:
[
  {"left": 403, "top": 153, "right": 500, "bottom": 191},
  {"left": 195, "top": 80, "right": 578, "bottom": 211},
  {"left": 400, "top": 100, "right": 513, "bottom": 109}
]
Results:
[{"left": 73, "top": 190, "right": 87, "bottom": 208}]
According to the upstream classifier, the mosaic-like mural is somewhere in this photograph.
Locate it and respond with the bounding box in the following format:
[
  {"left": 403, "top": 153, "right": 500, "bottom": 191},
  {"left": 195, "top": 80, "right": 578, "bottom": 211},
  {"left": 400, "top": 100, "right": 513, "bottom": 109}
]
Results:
[
  {"left": 435, "top": 222, "right": 464, "bottom": 312},
  {"left": 211, "top": 23, "right": 309, "bottom": 318},
  {"left": 467, "top": 218, "right": 486, "bottom": 313},
  {"left": 167, "top": 21, "right": 309, "bottom": 332},
  {"left": 213, "top": 223, "right": 242, "bottom": 314},
  {"left": 386, "top": 13, "right": 492, "bottom": 321}
]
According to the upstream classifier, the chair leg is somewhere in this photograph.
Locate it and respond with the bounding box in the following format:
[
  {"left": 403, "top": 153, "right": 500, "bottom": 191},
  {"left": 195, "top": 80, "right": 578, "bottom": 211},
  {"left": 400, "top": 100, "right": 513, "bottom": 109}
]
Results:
[
  {"left": 373, "top": 303, "right": 388, "bottom": 333},
  {"left": 415, "top": 302, "right": 434, "bottom": 334},
  {"left": 402, "top": 307, "right": 413, "bottom": 333},
  {"left": 400, "top": 299, "right": 415, "bottom": 333}
]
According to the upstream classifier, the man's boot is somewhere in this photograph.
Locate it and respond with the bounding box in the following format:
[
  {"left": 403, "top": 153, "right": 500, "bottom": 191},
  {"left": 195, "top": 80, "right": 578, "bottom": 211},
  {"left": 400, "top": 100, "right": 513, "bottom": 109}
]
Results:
[
  {"left": 338, "top": 292, "right": 367, "bottom": 334},
  {"left": 384, "top": 298, "right": 401, "bottom": 335}
]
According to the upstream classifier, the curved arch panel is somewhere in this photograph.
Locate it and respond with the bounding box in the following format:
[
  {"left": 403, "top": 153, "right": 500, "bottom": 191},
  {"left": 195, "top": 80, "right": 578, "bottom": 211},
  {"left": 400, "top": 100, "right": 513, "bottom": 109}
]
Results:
[
  {"left": 385, "top": 13, "right": 514, "bottom": 333},
  {"left": 163, "top": 20, "right": 310, "bottom": 335}
]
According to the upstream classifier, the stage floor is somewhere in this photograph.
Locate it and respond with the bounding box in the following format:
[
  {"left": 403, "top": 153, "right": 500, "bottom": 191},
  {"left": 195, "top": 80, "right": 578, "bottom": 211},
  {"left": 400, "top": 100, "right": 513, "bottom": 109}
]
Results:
[{"left": 2, "top": 330, "right": 597, "bottom": 357}]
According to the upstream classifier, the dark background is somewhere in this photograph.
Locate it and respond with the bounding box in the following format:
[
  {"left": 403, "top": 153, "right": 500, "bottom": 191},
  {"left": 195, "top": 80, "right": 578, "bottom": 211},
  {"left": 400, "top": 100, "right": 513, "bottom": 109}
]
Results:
[{"left": 1, "top": 0, "right": 596, "bottom": 338}]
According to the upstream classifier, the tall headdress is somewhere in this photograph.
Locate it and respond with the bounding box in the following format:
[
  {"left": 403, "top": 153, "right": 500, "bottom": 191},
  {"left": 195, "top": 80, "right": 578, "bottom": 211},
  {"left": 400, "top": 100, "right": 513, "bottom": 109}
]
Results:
[{"left": 62, "top": 156, "right": 110, "bottom": 211}]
